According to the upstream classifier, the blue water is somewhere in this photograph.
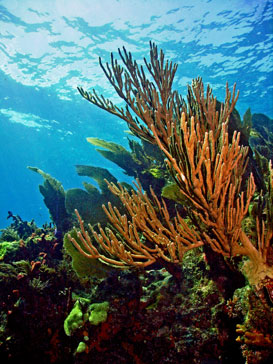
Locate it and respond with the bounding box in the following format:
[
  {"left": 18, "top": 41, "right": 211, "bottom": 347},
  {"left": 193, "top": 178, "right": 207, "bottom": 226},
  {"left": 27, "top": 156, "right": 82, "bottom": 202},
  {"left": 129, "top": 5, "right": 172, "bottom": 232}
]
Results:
[{"left": 0, "top": 0, "right": 272, "bottom": 228}]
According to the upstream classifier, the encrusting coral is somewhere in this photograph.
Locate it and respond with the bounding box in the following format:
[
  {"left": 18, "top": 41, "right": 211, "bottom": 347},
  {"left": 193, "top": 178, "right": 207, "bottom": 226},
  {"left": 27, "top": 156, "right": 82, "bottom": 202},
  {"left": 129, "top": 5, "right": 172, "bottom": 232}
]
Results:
[{"left": 70, "top": 42, "right": 273, "bottom": 295}]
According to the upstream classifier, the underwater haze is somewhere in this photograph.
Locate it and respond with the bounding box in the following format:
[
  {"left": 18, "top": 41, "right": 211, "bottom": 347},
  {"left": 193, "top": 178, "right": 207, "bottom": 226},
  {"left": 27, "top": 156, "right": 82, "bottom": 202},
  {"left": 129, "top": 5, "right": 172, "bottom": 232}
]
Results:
[{"left": 0, "top": 0, "right": 272, "bottom": 228}]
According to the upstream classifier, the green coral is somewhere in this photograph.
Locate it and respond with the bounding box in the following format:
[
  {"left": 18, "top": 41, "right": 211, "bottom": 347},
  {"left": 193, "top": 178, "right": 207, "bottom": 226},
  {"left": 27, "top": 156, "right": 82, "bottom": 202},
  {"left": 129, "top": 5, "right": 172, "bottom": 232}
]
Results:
[
  {"left": 28, "top": 167, "right": 73, "bottom": 233},
  {"left": 63, "top": 230, "right": 111, "bottom": 278},
  {"left": 64, "top": 299, "right": 109, "bottom": 337},
  {"left": 28, "top": 131, "right": 170, "bottom": 239},
  {"left": 64, "top": 299, "right": 87, "bottom": 336},
  {"left": 87, "top": 137, "right": 138, "bottom": 177},
  {"left": 76, "top": 341, "right": 87, "bottom": 353},
  {"left": 65, "top": 165, "right": 124, "bottom": 227},
  {"left": 0, "top": 212, "right": 36, "bottom": 241},
  {"left": 87, "top": 136, "right": 167, "bottom": 195},
  {"left": 28, "top": 165, "right": 124, "bottom": 233},
  {"left": 88, "top": 301, "right": 109, "bottom": 325},
  {"left": 65, "top": 187, "right": 109, "bottom": 227},
  {"left": 241, "top": 108, "right": 252, "bottom": 140},
  {"left": 248, "top": 112, "right": 273, "bottom": 161},
  {"left": 161, "top": 183, "right": 188, "bottom": 205},
  {"left": 0, "top": 241, "right": 21, "bottom": 262},
  {"left": 75, "top": 165, "right": 117, "bottom": 196}
]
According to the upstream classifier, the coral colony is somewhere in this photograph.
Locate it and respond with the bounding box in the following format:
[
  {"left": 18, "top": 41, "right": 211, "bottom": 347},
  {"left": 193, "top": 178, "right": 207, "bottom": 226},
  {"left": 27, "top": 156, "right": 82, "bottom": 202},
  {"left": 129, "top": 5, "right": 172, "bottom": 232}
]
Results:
[{"left": 1, "top": 43, "right": 272, "bottom": 363}]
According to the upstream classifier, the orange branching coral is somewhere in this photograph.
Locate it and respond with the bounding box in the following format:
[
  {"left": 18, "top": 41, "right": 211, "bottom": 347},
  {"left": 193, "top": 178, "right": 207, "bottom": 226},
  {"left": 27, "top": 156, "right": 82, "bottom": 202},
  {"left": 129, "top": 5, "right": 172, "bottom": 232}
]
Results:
[
  {"left": 152, "top": 111, "right": 253, "bottom": 253},
  {"left": 68, "top": 179, "right": 203, "bottom": 269},
  {"left": 241, "top": 161, "right": 273, "bottom": 287},
  {"left": 77, "top": 42, "right": 179, "bottom": 145},
  {"left": 73, "top": 43, "right": 273, "bottom": 288},
  {"left": 236, "top": 324, "right": 273, "bottom": 348}
]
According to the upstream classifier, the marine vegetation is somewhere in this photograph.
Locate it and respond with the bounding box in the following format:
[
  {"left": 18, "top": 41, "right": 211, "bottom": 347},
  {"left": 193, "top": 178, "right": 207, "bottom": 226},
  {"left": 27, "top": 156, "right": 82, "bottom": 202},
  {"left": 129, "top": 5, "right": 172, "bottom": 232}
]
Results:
[
  {"left": 1, "top": 43, "right": 272, "bottom": 363},
  {"left": 68, "top": 42, "right": 273, "bottom": 361},
  {"left": 28, "top": 135, "right": 166, "bottom": 234},
  {"left": 0, "top": 211, "right": 37, "bottom": 241},
  {"left": 73, "top": 43, "right": 273, "bottom": 289}
]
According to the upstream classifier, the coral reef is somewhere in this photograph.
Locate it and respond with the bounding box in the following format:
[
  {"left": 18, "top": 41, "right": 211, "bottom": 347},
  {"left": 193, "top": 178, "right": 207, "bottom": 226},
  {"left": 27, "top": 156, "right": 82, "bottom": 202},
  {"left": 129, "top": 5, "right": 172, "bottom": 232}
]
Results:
[
  {"left": 71, "top": 42, "right": 273, "bottom": 361},
  {"left": 1, "top": 43, "right": 272, "bottom": 363},
  {"left": 73, "top": 43, "right": 273, "bottom": 291}
]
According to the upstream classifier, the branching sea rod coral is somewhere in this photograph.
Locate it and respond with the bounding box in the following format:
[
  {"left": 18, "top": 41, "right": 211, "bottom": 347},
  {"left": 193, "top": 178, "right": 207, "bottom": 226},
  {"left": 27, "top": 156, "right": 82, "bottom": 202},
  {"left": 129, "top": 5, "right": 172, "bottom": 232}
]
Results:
[
  {"left": 69, "top": 179, "right": 203, "bottom": 269},
  {"left": 71, "top": 43, "right": 273, "bottom": 292}
]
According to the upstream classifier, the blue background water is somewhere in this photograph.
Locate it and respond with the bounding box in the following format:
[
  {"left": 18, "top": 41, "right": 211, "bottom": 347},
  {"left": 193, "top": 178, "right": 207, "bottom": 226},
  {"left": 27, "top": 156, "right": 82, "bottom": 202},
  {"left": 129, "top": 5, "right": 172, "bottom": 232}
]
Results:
[{"left": 0, "top": 0, "right": 272, "bottom": 228}]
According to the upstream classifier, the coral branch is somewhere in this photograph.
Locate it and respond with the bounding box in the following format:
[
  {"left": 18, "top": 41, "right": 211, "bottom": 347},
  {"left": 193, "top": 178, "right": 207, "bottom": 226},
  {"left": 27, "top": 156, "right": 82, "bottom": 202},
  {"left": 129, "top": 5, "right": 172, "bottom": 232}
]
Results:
[
  {"left": 68, "top": 180, "right": 203, "bottom": 269},
  {"left": 75, "top": 43, "right": 273, "bottom": 289}
]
